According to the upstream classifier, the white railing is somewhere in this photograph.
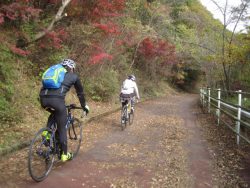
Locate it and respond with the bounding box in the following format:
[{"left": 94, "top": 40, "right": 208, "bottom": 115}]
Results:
[{"left": 200, "top": 88, "right": 250, "bottom": 145}]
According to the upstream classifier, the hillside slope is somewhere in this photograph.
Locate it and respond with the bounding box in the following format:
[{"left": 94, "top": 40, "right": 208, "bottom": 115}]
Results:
[{"left": 0, "top": 0, "right": 224, "bottom": 149}]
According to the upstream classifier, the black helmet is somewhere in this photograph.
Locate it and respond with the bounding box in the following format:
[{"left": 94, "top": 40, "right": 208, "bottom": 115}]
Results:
[{"left": 128, "top": 74, "right": 136, "bottom": 81}]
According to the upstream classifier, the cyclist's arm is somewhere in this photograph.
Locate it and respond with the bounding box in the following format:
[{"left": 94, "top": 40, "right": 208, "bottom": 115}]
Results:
[
  {"left": 134, "top": 83, "right": 140, "bottom": 99},
  {"left": 121, "top": 80, "right": 126, "bottom": 92},
  {"left": 74, "top": 76, "right": 86, "bottom": 108}
]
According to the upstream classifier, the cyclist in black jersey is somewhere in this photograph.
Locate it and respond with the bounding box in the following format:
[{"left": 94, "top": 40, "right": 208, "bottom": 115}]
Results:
[{"left": 39, "top": 59, "right": 89, "bottom": 162}]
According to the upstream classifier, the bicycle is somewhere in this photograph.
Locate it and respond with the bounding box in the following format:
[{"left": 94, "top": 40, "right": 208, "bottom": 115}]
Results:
[
  {"left": 120, "top": 97, "right": 134, "bottom": 130},
  {"left": 28, "top": 104, "right": 84, "bottom": 182}
]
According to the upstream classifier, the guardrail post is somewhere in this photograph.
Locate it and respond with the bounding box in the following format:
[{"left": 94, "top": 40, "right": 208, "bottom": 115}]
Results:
[
  {"left": 217, "top": 88, "right": 221, "bottom": 126},
  {"left": 236, "top": 90, "right": 242, "bottom": 145},
  {"left": 201, "top": 87, "right": 204, "bottom": 108},
  {"left": 204, "top": 88, "right": 207, "bottom": 108},
  {"left": 208, "top": 87, "right": 211, "bottom": 113},
  {"left": 202, "top": 88, "right": 204, "bottom": 107}
]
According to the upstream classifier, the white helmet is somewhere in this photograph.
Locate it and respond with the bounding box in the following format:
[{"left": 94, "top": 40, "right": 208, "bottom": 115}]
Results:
[
  {"left": 61, "top": 59, "right": 76, "bottom": 69},
  {"left": 128, "top": 74, "right": 136, "bottom": 81}
]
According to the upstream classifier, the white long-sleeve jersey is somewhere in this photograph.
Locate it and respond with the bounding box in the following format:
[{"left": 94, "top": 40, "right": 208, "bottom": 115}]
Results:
[{"left": 120, "top": 79, "right": 140, "bottom": 99}]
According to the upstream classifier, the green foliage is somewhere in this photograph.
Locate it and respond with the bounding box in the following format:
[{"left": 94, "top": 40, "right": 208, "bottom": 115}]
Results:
[
  {"left": 223, "top": 95, "right": 250, "bottom": 109},
  {"left": 20, "top": 22, "right": 37, "bottom": 40},
  {"left": 125, "top": 0, "right": 159, "bottom": 31},
  {"left": 134, "top": 1, "right": 152, "bottom": 25},
  {"left": 140, "top": 78, "right": 170, "bottom": 97},
  {"left": 48, "top": 47, "right": 70, "bottom": 65},
  {"left": 142, "top": 83, "right": 160, "bottom": 97},
  {"left": 32, "top": 45, "right": 70, "bottom": 78},
  {"left": 186, "top": 0, "right": 197, "bottom": 7},
  {"left": 84, "top": 69, "right": 120, "bottom": 102},
  {"left": 0, "top": 45, "right": 21, "bottom": 124}
]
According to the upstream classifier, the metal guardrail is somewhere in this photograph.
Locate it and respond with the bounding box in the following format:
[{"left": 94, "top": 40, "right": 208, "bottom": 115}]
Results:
[{"left": 200, "top": 88, "right": 250, "bottom": 145}]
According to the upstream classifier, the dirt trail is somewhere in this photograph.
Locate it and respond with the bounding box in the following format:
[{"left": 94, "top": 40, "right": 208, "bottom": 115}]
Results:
[{"left": 0, "top": 94, "right": 214, "bottom": 188}]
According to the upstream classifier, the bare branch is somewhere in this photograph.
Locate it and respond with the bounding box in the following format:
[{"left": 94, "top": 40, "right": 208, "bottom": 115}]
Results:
[
  {"left": 32, "top": 0, "right": 72, "bottom": 42},
  {"left": 210, "top": 0, "right": 224, "bottom": 16},
  {"left": 129, "top": 38, "right": 145, "bottom": 70},
  {"left": 229, "top": 1, "right": 249, "bottom": 44}
]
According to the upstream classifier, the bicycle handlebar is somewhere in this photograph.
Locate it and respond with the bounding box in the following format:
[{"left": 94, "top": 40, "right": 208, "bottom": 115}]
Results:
[
  {"left": 66, "top": 104, "right": 82, "bottom": 110},
  {"left": 66, "top": 104, "right": 87, "bottom": 118}
]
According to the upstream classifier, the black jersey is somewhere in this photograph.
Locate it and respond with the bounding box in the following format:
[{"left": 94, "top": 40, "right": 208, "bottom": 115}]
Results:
[{"left": 40, "top": 72, "right": 86, "bottom": 108}]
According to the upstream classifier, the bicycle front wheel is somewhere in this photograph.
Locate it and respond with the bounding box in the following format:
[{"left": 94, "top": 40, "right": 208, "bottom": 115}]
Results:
[
  {"left": 67, "top": 118, "right": 83, "bottom": 158},
  {"left": 28, "top": 127, "right": 55, "bottom": 182}
]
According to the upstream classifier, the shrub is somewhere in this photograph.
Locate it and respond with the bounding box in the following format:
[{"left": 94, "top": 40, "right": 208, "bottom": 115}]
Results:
[{"left": 84, "top": 69, "right": 120, "bottom": 102}]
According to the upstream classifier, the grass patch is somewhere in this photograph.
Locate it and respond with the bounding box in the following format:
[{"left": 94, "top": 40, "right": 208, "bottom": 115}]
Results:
[
  {"left": 140, "top": 79, "right": 174, "bottom": 98},
  {"left": 0, "top": 44, "right": 21, "bottom": 124},
  {"left": 0, "top": 131, "right": 25, "bottom": 149}
]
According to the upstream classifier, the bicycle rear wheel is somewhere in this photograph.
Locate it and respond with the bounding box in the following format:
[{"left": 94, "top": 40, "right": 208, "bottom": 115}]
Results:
[
  {"left": 28, "top": 127, "right": 55, "bottom": 182},
  {"left": 121, "top": 106, "right": 127, "bottom": 130},
  {"left": 129, "top": 111, "right": 134, "bottom": 125},
  {"left": 67, "top": 118, "right": 83, "bottom": 158}
]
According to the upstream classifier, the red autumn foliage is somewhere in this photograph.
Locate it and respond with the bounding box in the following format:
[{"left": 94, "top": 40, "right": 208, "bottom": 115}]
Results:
[
  {"left": 91, "top": 43, "right": 104, "bottom": 52},
  {"left": 115, "top": 39, "right": 125, "bottom": 46},
  {"left": 10, "top": 45, "right": 30, "bottom": 56},
  {"left": 0, "top": 13, "right": 4, "bottom": 24},
  {"left": 39, "top": 29, "right": 68, "bottom": 49},
  {"left": 0, "top": 2, "right": 41, "bottom": 24},
  {"left": 101, "top": 12, "right": 124, "bottom": 17},
  {"left": 121, "top": 32, "right": 138, "bottom": 47},
  {"left": 66, "top": 0, "right": 126, "bottom": 21},
  {"left": 92, "top": 0, "right": 126, "bottom": 19},
  {"left": 0, "top": 0, "right": 126, "bottom": 57},
  {"left": 93, "top": 22, "right": 120, "bottom": 35},
  {"left": 138, "top": 37, "right": 177, "bottom": 64},
  {"left": 89, "top": 52, "right": 113, "bottom": 65},
  {"left": 139, "top": 38, "right": 154, "bottom": 57}
]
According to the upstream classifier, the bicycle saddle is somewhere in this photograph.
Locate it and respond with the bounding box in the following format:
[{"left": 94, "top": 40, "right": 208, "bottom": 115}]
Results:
[{"left": 45, "top": 107, "right": 55, "bottom": 113}]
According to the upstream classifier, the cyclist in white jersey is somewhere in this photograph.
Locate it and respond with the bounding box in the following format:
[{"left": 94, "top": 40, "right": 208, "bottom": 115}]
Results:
[{"left": 120, "top": 75, "right": 140, "bottom": 112}]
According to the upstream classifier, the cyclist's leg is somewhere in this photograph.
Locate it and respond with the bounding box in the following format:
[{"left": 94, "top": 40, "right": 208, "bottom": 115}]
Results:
[
  {"left": 40, "top": 98, "right": 55, "bottom": 139},
  {"left": 121, "top": 101, "right": 127, "bottom": 121},
  {"left": 130, "top": 93, "right": 136, "bottom": 112},
  {"left": 53, "top": 102, "right": 68, "bottom": 154},
  {"left": 41, "top": 97, "right": 71, "bottom": 161},
  {"left": 52, "top": 100, "right": 73, "bottom": 161},
  {"left": 120, "top": 94, "right": 127, "bottom": 123},
  {"left": 122, "top": 101, "right": 127, "bottom": 108},
  {"left": 120, "top": 94, "right": 125, "bottom": 108},
  {"left": 40, "top": 97, "right": 56, "bottom": 126}
]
